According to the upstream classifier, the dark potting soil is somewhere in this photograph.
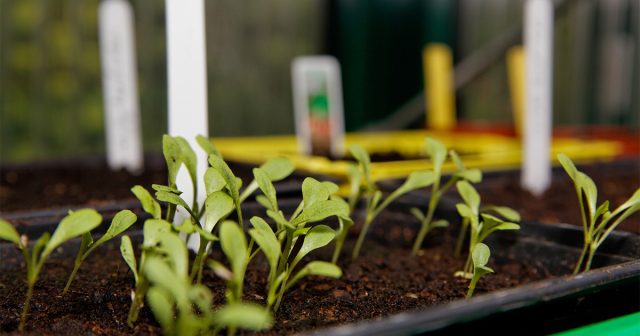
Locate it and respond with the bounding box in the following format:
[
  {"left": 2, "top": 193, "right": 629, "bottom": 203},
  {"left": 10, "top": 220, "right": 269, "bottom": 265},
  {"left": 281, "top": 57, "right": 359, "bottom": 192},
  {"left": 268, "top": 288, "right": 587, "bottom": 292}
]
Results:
[
  {"left": 477, "top": 159, "right": 640, "bottom": 233},
  {"left": 0, "top": 213, "right": 550, "bottom": 335}
]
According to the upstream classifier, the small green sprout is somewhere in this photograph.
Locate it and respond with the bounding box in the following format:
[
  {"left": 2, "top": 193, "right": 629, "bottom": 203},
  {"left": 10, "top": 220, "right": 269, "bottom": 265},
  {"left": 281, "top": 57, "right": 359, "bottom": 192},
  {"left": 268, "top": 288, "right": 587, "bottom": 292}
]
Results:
[
  {"left": 455, "top": 180, "right": 520, "bottom": 275},
  {"left": 124, "top": 135, "right": 294, "bottom": 326},
  {"left": 466, "top": 243, "right": 494, "bottom": 298},
  {"left": 121, "top": 218, "right": 174, "bottom": 326},
  {"left": 144, "top": 230, "right": 272, "bottom": 336},
  {"left": 411, "top": 138, "right": 482, "bottom": 255},
  {"left": 558, "top": 154, "right": 640, "bottom": 274},
  {"left": 0, "top": 209, "right": 102, "bottom": 331},
  {"left": 349, "top": 144, "right": 435, "bottom": 259},
  {"left": 208, "top": 220, "right": 249, "bottom": 304},
  {"left": 63, "top": 209, "right": 137, "bottom": 293},
  {"left": 250, "top": 173, "right": 347, "bottom": 312}
]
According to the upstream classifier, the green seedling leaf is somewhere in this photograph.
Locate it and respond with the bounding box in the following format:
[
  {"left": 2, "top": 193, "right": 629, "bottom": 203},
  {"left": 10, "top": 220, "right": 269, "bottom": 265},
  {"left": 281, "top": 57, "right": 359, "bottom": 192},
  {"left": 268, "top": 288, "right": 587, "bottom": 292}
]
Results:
[
  {"left": 302, "top": 178, "right": 331, "bottom": 208},
  {"left": 267, "top": 210, "right": 295, "bottom": 230},
  {"left": 323, "top": 182, "right": 340, "bottom": 195},
  {"left": 175, "top": 136, "right": 198, "bottom": 189},
  {"left": 208, "top": 260, "right": 233, "bottom": 281},
  {"left": 292, "top": 199, "right": 350, "bottom": 226},
  {"left": 0, "top": 219, "right": 20, "bottom": 245},
  {"left": 142, "top": 219, "right": 172, "bottom": 248},
  {"left": 260, "top": 157, "right": 295, "bottom": 181},
  {"left": 156, "top": 191, "right": 192, "bottom": 214},
  {"left": 291, "top": 225, "right": 335, "bottom": 266},
  {"left": 256, "top": 195, "right": 272, "bottom": 210},
  {"left": 203, "top": 191, "right": 234, "bottom": 232},
  {"left": 287, "top": 261, "right": 342, "bottom": 291},
  {"left": 254, "top": 168, "right": 278, "bottom": 210},
  {"left": 212, "top": 302, "right": 273, "bottom": 331},
  {"left": 454, "top": 169, "right": 482, "bottom": 183},
  {"left": 410, "top": 208, "right": 425, "bottom": 221},
  {"left": 120, "top": 235, "right": 138, "bottom": 282},
  {"left": 131, "top": 186, "right": 161, "bottom": 219},
  {"left": 431, "top": 219, "right": 449, "bottom": 229},
  {"left": 472, "top": 243, "right": 491, "bottom": 268},
  {"left": 196, "top": 134, "right": 220, "bottom": 157},
  {"left": 456, "top": 181, "right": 480, "bottom": 214},
  {"left": 162, "top": 135, "right": 183, "bottom": 186},
  {"left": 144, "top": 256, "right": 186, "bottom": 299},
  {"left": 175, "top": 217, "right": 197, "bottom": 234},
  {"left": 147, "top": 287, "right": 174, "bottom": 332},
  {"left": 44, "top": 209, "right": 102, "bottom": 257},
  {"left": 249, "top": 218, "right": 281, "bottom": 272},
  {"left": 425, "top": 137, "right": 447, "bottom": 175},
  {"left": 157, "top": 232, "right": 189, "bottom": 277},
  {"left": 456, "top": 203, "right": 475, "bottom": 219},
  {"left": 395, "top": 170, "right": 435, "bottom": 195},
  {"left": 449, "top": 150, "right": 465, "bottom": 171},
  {"left": 188, "top": 284, "right": 214, "bottom": 315},
  {"left": 557, "top": 153, "right": 578, "bottom": 181},
  {"left": 152, "top": 184, "right": 182, "bottom": 194},
  {"left": 575, "top": 172, "right": 598, "bottom": 218},
  {"left": 219, "top": 221, "right": 248, "bottom": 284},
  {"left": 91, "top": 210, "right": 137, "bottom": 251},
  {"left": 482, "top": 206, "right": 521, "bottom": 222},
  {"left": 204, "top": 168, "right": 226, "bottom": 194},
  {"left": 349, "top": 144, "right": 372, "bottom": 187}
]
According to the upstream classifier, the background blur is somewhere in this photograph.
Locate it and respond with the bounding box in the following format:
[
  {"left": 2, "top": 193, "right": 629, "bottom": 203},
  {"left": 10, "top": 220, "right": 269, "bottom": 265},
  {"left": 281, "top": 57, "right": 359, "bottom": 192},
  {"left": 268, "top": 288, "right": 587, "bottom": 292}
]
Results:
[{"left": 1, "top": 0, "right": 639, "bottom": 163}]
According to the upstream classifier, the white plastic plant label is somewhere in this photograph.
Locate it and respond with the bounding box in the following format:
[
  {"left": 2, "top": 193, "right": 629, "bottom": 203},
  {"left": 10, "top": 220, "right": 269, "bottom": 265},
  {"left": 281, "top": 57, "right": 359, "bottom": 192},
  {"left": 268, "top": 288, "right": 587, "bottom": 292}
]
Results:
[
  {"left": 292, "top": 56, "right": 345, "bottom": 158},
  {"left": 522, "top": 0, "right": 553, "bottom": 196},
  {"left": 166, "top": 0, "right": 209, "bottom": 249},
  {"left": 99, "top": 0, "right": 143, "bottom": 173}
]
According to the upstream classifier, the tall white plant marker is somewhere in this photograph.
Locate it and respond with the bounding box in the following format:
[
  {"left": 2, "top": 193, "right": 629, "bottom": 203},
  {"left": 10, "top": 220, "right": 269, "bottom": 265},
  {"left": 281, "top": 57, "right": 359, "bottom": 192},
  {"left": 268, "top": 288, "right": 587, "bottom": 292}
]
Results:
[
  {"left": 99, "top": 0, "right": 143, "bottom": 173},
  {"left": 522, "top": 0, "right": 554, "bottom": 196},
  {"left": 166, "top": 0, "right": 209, "bottom": 226}
]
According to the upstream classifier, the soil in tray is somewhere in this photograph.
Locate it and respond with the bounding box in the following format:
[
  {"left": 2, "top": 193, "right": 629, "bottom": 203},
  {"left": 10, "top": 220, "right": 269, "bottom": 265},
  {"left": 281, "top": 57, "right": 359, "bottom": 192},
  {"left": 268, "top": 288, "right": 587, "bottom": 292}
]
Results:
[
  {"left": 477, "top": 159, "right": 640, "bottom": 233},
  {"left": 0, "top": 216, "right": 549, "bottom": 335}
]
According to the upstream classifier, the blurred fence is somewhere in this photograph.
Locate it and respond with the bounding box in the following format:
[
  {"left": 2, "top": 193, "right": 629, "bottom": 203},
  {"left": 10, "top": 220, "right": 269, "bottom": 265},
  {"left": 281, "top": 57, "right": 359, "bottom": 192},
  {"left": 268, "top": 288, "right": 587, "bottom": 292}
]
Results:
[{"left": 0, "top": 0, "right": 637, "bottom": 163}]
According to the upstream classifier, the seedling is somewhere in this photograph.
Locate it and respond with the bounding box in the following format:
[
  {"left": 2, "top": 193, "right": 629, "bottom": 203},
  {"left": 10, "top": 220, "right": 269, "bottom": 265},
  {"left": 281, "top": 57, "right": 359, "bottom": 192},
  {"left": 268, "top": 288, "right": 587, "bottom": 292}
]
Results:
[
  {"left": 0, "top": 209, "right": 102, "bottom": 331},
  {"left": 349, "top": 144, "right": 435, "bottom": 259},
  {"left": 143, "top": 230, "right": 272, "bottom": 335},
  {"left": 411, "top": 138, "right": 482, "bottom": 255},
  {"left": 466, "top": 243, "right": 494, "bottom": 298},
  {"left": 558, "top": 154, "right": 640, "bottom": 274},
  {"left": 208, "top": 220, "right": 249, "bottom": 304},
  {"left": 125, "top": 135, "right": 294, "bottom": 325},
  {"left": 455, "top": 180, "right": 520, "bottom": 275},
  {"left": 63, "top": 209, "right": 137, "bottom": 293},
  {"left": 250, "top": 172, "right": 348, "bottom": 312}
]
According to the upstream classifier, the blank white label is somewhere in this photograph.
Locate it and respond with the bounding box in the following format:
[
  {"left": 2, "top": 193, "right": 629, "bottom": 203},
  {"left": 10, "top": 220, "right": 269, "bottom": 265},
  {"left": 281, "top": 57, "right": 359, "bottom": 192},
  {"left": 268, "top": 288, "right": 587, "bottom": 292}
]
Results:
[{"left": 99, "top": 0, "right": 143, "bottom": 173}]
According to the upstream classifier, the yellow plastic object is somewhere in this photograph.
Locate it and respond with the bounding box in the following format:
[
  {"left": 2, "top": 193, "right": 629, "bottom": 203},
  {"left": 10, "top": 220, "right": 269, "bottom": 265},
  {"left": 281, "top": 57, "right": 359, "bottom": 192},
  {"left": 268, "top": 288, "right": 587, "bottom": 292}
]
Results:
[
  {"left": 423, "top": 44, "right": 456, "bottom": 131},
  {"left": 507, "top": 46, "right": 526, "bottom": 137},
  {"left": 213, "top": 130, "right": 622, "bottom": 183}
]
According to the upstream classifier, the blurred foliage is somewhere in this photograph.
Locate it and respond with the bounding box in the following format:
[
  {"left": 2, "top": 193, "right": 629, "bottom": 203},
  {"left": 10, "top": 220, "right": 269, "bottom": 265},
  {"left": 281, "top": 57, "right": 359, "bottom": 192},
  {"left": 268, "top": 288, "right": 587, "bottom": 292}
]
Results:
[{"left": 0, "top": 0, "right": 325, "bottom": 163}]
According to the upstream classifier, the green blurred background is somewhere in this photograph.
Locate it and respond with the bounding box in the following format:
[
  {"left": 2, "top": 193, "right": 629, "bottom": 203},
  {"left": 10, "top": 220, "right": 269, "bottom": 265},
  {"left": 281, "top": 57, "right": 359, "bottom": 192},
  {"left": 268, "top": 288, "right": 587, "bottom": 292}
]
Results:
[{"left": 1, "top": 0, "right": 638, "bottom": 163}]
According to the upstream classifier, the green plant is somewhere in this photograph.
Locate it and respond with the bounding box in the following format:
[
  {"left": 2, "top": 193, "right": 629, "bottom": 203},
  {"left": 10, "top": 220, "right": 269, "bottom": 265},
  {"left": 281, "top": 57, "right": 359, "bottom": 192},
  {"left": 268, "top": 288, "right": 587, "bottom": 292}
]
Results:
[
  {"left": 143, "top": 230, "right": 272, "bottom": 336},
  {"left": 455, "top": 180, "right": 520, "bottom": 275},
  {"left": 466, "top": 243, "right": 493, "bottom": 298},
  {"left": 63, "top": 209, "right": 137, "bottom": 293},
  {"left": 558, "top": 154, "right": 640, "bottom": 274},
  {"left": 250, "top": 171, "right": 348, "bottom": 312},
  {"left": 411, "top": 138, "right": 482, "bottom": 255},
  {"left": 124, "top": 135, "right": 294, "bottom": 326},
  {"left": 0, "top": 209, "right": 102, "bottom": 331},
  {"left": 348, "top": 144, "right": 435, "bottom": 259}
]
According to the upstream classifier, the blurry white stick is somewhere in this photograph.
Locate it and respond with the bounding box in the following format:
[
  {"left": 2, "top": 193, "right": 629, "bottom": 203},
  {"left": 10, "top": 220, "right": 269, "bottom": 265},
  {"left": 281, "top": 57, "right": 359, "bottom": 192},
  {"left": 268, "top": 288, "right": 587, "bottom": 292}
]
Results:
[
  {"left": 522, "top": 0, "right": 553, "bottom": 196},
  {"left": 166, "top": 0, "right": 209, "bottom": 232},
  {"left": 99, "top": 0, "right": 143, "bottom": 173}
]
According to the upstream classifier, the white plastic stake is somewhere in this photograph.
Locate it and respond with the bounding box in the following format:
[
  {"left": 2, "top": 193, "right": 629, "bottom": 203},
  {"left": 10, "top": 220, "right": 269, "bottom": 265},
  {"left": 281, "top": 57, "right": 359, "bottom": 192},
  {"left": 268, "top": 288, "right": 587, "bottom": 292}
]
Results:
[
  {"left": 166, "top": 0, "right": 209, "bottom": 229},
  {"left": 522, "top": 0, "right": 553, "bottom": 196},
  {"left": 99, "top": 0, "right": 143, "bottom": 173}
]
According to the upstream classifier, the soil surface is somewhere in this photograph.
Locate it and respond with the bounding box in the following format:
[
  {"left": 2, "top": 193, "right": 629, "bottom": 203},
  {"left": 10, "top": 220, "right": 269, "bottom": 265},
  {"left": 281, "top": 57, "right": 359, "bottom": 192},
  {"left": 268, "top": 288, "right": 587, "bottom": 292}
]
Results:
[
  {"left": 477, "top": 159, "right": 640, "bottom": 233},
  {"left": 0, "top": 212, "right": 551, "bottom": 335},
  {"left": 0, "top": 156, "right": 313, "bottom": 216}
]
